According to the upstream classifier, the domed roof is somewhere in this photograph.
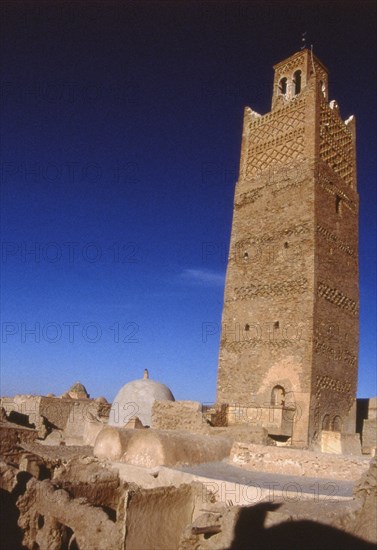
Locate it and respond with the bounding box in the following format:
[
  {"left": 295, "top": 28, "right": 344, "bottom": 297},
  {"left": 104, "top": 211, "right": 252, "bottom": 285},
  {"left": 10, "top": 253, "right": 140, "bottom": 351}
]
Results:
[
  {"left": 108, "top": 376, "right": 174, "bottom": 428},
  {"left": 65, "top": 381, "right": 90, "bottom": 399},
  {"left": 69, "top": 381, "right": 88, "bottom": 394}
]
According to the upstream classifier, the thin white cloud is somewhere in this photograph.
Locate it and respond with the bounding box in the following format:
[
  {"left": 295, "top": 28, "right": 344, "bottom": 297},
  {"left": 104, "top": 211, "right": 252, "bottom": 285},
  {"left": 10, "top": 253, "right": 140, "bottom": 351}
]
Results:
[{"left": 181, "top": 268, "right": 225, "bottom": 287}]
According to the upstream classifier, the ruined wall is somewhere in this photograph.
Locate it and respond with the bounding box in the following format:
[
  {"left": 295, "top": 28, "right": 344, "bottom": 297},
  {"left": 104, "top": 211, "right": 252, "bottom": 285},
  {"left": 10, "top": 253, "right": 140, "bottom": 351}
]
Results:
[
  {"left": 125, "top": 485, "right": 197, "bottom": 550},
  {"left": 1, "top": 395, "right": 110, "bottom": 443},
  {"left": 0, "top": 423, "right": 38, "bottom": 454}
]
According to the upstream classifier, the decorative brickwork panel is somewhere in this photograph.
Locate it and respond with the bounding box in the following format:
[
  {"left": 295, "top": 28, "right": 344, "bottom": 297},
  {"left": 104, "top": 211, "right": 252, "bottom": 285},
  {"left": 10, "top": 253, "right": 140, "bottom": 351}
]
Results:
[
  {"left": 236, "top": 222, "right": 310, "bottom": 248},
  {"left": 234, "top": 277, "right": 308, "bottom": 300},
  {"left": 275, "top": 53, "right": 305, "bottom": 78},
  {"left": 246, "top": 100, "right": 305, "bottom": 177},
  {"left": 316, "top": 224, "right": 356, "bottom": 257},
  {"left": 317, "top": 281, "right": 358, "bottom": 316},
  {"left": 320, "top": 102, "right": 354, "bottom": 187}
]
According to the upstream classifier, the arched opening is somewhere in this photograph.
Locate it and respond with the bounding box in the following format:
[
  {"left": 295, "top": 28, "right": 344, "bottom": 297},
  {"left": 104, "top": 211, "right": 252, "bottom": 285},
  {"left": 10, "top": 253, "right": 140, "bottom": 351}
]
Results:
[
  {"left": 244, "top": 324, "right": 250, "bottom": 331},
  {"left": 319, "top": 80, "right": 326, "bottom": 98},
  {"left": 332, "top": 415, "right": 342, "bottom": 432},
  {"left": 271, "top": 385, "right": 285, "bottom": 406},
  {"left": 279, "top": 77, "right": 287, "bottom": 95},
  {"left": 322, "top": 414, "right": 330, "bottom": 431},
  {"left": 36, "top": 514, "right": 44, "bottom": 529},
  {"left": 293, "top": 70, "right": 302, "bottom": 95},
  {"left": 61, "top": 526, "right": 80, "bottom": 550}
]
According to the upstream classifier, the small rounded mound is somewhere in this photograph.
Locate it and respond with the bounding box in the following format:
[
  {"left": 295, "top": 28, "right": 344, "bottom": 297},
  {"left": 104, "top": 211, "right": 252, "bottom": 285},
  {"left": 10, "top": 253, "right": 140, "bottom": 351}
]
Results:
[
  {"left": 95, "top": 396, "right": 108, "bottom": 404},
  {"left": 109, "top": 378, "right": 174, "bottom": 427}
]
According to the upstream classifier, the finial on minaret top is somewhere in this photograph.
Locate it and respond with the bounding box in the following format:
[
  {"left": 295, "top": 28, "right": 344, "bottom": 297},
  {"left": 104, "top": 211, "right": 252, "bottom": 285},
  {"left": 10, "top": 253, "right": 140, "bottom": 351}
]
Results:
[
  {"left": 301, "top": 31, "right": 307, "bottom": 50},
  {"left": 143, "top": 369, "right": 149, "bottom": 379}
]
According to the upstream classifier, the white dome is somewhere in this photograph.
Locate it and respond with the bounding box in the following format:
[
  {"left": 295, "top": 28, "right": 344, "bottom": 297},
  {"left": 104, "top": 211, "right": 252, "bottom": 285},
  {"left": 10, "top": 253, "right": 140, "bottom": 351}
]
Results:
[{"left": 108, "top": 378, "right": 174, "bottom": 427}]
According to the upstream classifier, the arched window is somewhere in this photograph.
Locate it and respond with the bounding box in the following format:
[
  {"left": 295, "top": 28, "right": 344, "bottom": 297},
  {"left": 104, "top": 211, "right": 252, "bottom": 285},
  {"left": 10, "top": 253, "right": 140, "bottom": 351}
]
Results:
[
  {"left": 322, "top": 414, "right": 330, "bottom": 431},
  {"left": 271, "top": 385, "right": 285, "bottom": 406},
  {"left": 332, "top": 415, "right": 342, "bottom": 432},
  {"left": 279, "top": 77, "right": 287, "bottom": 95},
  {"left": 293, "top": 70, "right": 302, "bottom": 95},
  {"left": 319, "top": 80, "right": 326, "bottom": 98}
]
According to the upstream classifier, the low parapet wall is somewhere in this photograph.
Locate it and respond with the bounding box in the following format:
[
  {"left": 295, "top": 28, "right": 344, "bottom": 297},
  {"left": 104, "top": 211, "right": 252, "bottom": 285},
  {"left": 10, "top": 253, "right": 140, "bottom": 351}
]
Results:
[{"left": 230, "top": 442, "right": 370, "bottom": 481}]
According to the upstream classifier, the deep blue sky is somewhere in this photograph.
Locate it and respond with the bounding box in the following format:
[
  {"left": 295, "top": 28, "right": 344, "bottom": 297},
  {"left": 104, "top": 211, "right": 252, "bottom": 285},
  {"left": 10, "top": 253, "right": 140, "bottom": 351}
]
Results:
[{"left": 1, "top": 1, "right": 376, "bottom": 402}]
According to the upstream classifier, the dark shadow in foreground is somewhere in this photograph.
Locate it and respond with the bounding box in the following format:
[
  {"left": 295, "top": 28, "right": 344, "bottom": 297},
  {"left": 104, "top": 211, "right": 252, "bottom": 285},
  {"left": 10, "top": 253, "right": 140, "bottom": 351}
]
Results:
[
  {"left": 0, "top": 488, "right": 26, "bottom": 550},
  {"left": 230, "top": 502, "right": 375, "bottom": 550}
]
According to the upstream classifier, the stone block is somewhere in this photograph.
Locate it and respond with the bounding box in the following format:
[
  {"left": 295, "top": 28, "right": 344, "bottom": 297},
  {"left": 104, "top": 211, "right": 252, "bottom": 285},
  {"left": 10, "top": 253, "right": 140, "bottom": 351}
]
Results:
[
  {"left": 362, "top": 418, "right": 377, "bottom": 455},
  {"left": 320, "top": 431, "right": 361, "bottom": 455}
]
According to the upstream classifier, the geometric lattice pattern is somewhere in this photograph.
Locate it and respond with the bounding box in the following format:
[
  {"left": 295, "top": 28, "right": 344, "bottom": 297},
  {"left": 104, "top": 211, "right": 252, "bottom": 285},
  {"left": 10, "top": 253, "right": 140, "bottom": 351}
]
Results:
[
  {"left": 246, "top": 99, "right": 305, "bottom": 177},
  {"left": 320, "top": 102, "right": 354, "bottom": 187},
  {"left": 315, "top": 375, "right": 351, "bottom": 395},
  {"left": 248, "top": 99, "right": 305, "bottom": 144},
  {"left": 274, "top": 54, "right": 305, "bottom": 80},
  {"left": 317, "top": 281, "right": 358, "bottom": 316}
]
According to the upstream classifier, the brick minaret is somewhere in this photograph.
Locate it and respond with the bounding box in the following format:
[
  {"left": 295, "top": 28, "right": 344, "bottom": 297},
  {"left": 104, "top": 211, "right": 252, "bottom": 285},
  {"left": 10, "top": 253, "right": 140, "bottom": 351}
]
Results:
[{"left": 216, "top": 49, "right": 359, "bottom": 447}]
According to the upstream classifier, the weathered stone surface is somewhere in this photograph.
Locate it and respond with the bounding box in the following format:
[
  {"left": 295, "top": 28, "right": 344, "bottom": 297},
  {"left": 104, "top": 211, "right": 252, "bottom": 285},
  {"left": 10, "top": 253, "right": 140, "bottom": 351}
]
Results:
[
  {"left": 152, "top": 400, "right": 208, "bottom": 433},
  {"left": 1, "top": 394, "right": 110, "bottom": 440},
  {"left": 352, "top": 457, "right": 377, "bottom": 543},
  {"left": 230, "top": 442, "right": 370, "bottom": 480},
  {"left": 82, "top": 413, "right": 107, "bottom": 446},
  {"left": 362, "top": 418, "right": 377, "bottom": 455},
  {"left": 125, "top": 484, "right": 198, "bottom": 550},
  {"left": 0, "top": 438, "right": 375, "bottom": 549},
  {"left": 53, "top": 455, "right": 121, "bottom": 511},
  {"left": 0, "top": 407, "right": 7, "bottom": 423},
  {"left": 17, "top": 477, "right": 122, "bottom": 550},
  {"left": 317, "top": 430, "right": 362, "bottom": 455},
  {"left": 0, "top": 423, "right": 38, "bottom": 454}
]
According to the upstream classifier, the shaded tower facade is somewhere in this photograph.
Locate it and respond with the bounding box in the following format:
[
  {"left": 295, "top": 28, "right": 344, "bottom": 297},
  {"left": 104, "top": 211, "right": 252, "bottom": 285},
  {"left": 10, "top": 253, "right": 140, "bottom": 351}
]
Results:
[{"left": 216, "top": 50, "right": 359, "bottom": 447}]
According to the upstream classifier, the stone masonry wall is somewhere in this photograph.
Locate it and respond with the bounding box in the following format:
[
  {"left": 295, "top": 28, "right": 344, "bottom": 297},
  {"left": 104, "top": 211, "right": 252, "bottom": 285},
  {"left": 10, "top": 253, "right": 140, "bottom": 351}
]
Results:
[{"left": 151, "top": 401, "right": 208, "bottom": 433}]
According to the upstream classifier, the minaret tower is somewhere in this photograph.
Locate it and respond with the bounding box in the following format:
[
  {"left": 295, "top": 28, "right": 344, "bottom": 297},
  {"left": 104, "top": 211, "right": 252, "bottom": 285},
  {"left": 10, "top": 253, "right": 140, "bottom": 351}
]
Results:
[{"left": 216, "top": 49, "right": 359, "bottom": 447}]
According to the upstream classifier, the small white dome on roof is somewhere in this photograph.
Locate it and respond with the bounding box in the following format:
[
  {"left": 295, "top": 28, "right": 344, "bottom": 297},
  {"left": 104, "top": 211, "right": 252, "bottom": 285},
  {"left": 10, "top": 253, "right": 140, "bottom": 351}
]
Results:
[{"left": 109, "top": 376, "right": 174, "bottom": 427}]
